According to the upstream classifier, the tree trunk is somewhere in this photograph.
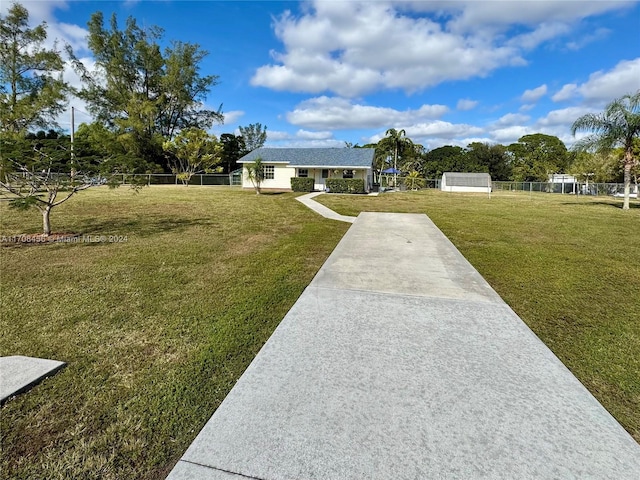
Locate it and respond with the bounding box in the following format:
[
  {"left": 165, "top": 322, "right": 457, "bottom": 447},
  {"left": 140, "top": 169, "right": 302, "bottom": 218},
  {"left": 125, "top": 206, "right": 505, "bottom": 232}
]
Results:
[
  {"left": 623, "top": 150, "right": 632, "bottom": 210},
  {"left": 42, "top": 205, "right": 52, "bottom": 236}
]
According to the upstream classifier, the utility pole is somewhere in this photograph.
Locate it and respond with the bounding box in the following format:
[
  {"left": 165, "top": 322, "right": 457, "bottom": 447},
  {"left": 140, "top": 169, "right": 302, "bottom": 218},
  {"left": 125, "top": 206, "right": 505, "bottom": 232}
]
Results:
[{"left": 70, "top": 106, "right": 76, "bottom": 180}]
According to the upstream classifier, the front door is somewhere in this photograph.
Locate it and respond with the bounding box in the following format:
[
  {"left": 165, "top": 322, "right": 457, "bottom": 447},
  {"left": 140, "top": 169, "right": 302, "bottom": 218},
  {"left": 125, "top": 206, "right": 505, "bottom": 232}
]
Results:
[{"left": 315, "top": 169, "right": 329, "bottom": 191}]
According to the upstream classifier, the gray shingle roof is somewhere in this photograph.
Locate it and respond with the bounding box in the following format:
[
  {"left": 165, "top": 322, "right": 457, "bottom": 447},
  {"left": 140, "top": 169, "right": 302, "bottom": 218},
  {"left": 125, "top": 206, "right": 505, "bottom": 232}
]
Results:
[{"left": 238, "top": 148, "right": 375, "bottom": 168}]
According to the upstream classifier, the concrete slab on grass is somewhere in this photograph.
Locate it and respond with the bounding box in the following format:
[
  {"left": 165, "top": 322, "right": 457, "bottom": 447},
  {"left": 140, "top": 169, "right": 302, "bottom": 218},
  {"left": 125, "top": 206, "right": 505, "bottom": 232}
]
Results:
[
  {"left": 0, "top": 355, "right": 66, "bottom": 405},
  {"left": 168, "top": 212, "right": 640, "bottom": 480}
]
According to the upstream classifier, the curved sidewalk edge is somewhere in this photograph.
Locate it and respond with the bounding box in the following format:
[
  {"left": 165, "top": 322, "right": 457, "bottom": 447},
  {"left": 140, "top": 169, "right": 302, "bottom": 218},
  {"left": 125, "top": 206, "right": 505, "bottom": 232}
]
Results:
[
  {"left": 295, "top": 192, "right": 356, "bottom": 223},
  {"left": 168, "top": 212, "right": 640, "bottom": 480}
]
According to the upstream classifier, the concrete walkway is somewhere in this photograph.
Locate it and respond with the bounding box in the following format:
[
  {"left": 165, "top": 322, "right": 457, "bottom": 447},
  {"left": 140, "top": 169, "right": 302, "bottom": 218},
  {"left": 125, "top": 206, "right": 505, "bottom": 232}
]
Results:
[
  {"left": 295, "top": 192, "right": 356, "bottom": 223},
  {"left": 168, "top": 212, "right": 640, "bottom": 479}
]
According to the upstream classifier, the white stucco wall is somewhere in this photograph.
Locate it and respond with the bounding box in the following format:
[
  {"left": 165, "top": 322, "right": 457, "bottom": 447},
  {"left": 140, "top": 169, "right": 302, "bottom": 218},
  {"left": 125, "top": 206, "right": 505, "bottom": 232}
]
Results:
[
  {"left": 242, "top": 165, "right": 371, "bottom": 191},
  {"left": 441, "top": 185, "right": 491, "bottom": 193},
  {"left": 242, "top": 164, "right": 294, "bottom": 190}
]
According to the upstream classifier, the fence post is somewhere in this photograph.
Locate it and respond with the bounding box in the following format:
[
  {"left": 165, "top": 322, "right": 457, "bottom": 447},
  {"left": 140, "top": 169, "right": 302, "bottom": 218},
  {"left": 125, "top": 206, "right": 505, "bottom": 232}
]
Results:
[{"left": 201, "top": 174, "right": 203, "bottom": 186}]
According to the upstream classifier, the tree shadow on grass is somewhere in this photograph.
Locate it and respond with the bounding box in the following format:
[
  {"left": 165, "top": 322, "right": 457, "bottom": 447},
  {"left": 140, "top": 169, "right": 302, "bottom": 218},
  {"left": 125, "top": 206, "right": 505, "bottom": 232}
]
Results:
[
  {"left": 73, "top": 217, "right": 218, "bottom": 238},
  {"left": 563, "top": 200, "right": 640, "bottom": 210}
]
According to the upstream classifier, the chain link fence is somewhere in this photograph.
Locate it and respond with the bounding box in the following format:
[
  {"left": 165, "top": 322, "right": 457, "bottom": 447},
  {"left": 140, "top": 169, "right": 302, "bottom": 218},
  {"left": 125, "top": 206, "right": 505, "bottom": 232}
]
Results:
[
  {"left": 491, "top": 181, "right": 635, "bottom": 196},
  {"left": 114, "top": 172, "right": 243, "bottom": 187},
  {"left": 379, "top": 176, "right": 635, "bottom": 198}
]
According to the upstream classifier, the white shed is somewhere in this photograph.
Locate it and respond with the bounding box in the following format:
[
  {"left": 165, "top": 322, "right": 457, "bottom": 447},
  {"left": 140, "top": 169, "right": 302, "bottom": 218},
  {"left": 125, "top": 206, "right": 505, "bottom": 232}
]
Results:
[{"left": 441, "top": 172, "right": 492, "bottom": 193}]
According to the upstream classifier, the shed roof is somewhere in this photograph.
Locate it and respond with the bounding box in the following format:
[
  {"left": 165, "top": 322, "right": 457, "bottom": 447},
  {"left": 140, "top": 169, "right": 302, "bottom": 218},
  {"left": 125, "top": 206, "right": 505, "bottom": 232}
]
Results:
[
  {"left": 443, "top": 172, "right": 491, "bottom": 187},
  {"left": 238, "top": 148, "right": 375, "bottom": 168}
]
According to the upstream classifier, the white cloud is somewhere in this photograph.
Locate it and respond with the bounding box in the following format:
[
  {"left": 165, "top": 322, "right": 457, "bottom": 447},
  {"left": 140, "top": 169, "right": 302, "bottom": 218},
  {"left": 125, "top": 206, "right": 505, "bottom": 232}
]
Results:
[
  {"left": 263, "top": 129, "right": 344, "bottom": 148},
  {"left": 252, "top": 1, "right": 632, "bottom": 97},
  {"left": 286, "top": 96, "right": 448, "bottom": 130},
  {"left": 252, "top": 1, "right": 526, "bottom": 96},
  {"left": 493, "top": 113, "right": 531, "bottom": 127},
  {"left": 456, "top": 99, "right": 478, "bottom": 111},
  {"left": 367, "top": 120, "right": 484, "bottom": 147},
  {"left": 565, "top": 27, "right": 610, "bottom": 51},
  {"left": 425, "top": 1, "right": 632, "bottom": 33},
  {"left": 536, "top": 106, "right": 598, "bottom": 127},
  {"left": 552, "top": 83, "right": 578, "bottom": 102},
  {"left": 55, "top": 22, "right": 89, "bottom": 54},
  {"left": 222, "top": 110, "right": 244, "bottom": 125},
  {"left": 521, "top": 84, "right": 547, "bottom": 102},
  {"left": 3, "top": 1, "right": 69, "bottom": 22},
  {"left": 491, "top": 125, "right": 535, "bottom": 143},
  {"left": 406, "top": 121, "right": 483, "bottom": 139},
  {"left": 264, "top": 130, "right": 291, "bottom": 141},
  {"left": 578, "top": 58, "right": 640, "bottom": 104},
  {"left": 550, "top": 58, "right": 640, "bottom": 107},
  {"left": 506, "top": 22, "right": 571, "bottom": 50},
  {"left": 4, "top": 1, "right": 90, "bottom": 56},
  {"left": 295, "top": 129, "right": 333, "bottom": 140}
]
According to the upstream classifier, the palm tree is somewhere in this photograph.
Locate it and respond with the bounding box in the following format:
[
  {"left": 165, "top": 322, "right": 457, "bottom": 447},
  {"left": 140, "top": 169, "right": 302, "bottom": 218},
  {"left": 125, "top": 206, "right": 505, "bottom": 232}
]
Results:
[
  {"left": 571, "top": 91, "right": 640, "bottom": 210},
  {"left": 404, "top": 170, "right": 425, "bottom": 191},
  {"left": 382, "top": 128, "right": 413, "bottom": 187},
  {"left": 245, "top": 157, "right": 264, "bottom": 195}
]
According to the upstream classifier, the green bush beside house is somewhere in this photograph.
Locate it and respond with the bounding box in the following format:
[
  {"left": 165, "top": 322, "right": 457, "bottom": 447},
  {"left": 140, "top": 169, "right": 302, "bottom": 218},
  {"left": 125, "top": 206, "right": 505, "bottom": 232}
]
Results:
[
  {"left": 291, "top": 177, "right": 314, "bottom": 192},
  {"left": 325, "top": 178, "right": 365, "bottom": 194}
]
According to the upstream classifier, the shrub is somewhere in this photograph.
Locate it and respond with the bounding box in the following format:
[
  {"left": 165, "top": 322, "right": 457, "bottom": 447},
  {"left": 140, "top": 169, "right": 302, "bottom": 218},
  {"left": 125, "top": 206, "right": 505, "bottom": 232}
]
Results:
[
  {"left": 291, "top": 177, "right": 314, "bottom": 192},
  {"left": 325, "top": 178, "right": 365, "bottom": 194}
]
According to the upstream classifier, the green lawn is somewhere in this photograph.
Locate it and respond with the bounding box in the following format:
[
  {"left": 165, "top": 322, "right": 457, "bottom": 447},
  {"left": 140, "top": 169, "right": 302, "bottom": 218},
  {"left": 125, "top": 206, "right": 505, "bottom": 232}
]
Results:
[
  {"left": 0, "top": 187, "right": 348, "bottom": 480},
  {"left": 318, "top": 190, "right": 639, "bottom": 443},
  {"left": 1, "top": 188, "right": 638, "bottom": 479}
]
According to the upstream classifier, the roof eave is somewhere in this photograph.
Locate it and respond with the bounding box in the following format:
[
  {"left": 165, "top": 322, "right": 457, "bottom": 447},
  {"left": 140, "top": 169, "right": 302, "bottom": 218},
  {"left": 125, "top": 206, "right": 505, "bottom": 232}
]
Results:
[{"left": 287, "top": 165, "right": 372, "bottom": 169}]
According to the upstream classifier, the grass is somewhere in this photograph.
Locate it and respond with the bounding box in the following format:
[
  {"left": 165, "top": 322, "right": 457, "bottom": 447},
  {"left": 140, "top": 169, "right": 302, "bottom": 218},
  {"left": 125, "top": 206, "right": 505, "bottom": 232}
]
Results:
[
  {"left": 0, "top": 186, "right": 348, "bottom": 480},
  {"left": 317, "top": 190, "right": 640, "bottom": 443},
  {"left": 1, "top": 188, "right": 638, "bottom": 479}
]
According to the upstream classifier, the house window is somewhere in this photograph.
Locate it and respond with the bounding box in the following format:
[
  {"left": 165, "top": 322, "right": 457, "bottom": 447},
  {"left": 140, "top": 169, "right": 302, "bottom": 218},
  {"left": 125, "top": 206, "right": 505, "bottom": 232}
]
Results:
[
  {"left": 343, "top": 169, "right": 354, "bottom": 179},
  {"left": 298, "top": 169, "right": 308, "bottom": 178},
  {"left": 264, "top": 165, "right": 274, "bottom": 180},
  {"left": 321, "top": 169, "right": 329, "bottom": 179}
]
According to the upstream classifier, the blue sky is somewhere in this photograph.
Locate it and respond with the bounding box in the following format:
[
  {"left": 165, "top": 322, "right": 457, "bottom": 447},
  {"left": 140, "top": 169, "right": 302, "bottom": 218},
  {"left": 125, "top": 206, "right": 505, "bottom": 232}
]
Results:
[{"left": 9, "top": 0, "right": 640, "bottom": 149}]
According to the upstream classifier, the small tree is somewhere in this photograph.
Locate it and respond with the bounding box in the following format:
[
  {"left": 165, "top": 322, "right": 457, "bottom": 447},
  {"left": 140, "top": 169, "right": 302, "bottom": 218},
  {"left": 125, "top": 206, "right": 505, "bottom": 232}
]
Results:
[
  {"left": 162, "top": 128, "right": 222, "bottom": 185},
  {"left": 403, "top": 170, "right": 425, "bottom": 191},
  {"left": 0, "top": 137, "right": 96, "bottom": 235},
  {"left": 245, "top": 157, "right": 264, "bottom": 194},
  {"left": 572, "top": 91, "right": 640, "bottom": 210}
]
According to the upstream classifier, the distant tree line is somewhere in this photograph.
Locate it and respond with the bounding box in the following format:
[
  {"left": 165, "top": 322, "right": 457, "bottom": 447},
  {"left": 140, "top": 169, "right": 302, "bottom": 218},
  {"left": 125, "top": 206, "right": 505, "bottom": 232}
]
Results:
[{"left": 363, "top": 131, "right": 636, "bottom": 185}]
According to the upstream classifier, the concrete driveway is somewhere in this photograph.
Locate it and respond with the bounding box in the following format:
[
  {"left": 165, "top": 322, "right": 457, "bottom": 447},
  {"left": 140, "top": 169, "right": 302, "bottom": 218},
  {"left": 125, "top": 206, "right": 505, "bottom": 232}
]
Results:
[{"left": 168, "top": 212, "right": 640, "bottom": 479}]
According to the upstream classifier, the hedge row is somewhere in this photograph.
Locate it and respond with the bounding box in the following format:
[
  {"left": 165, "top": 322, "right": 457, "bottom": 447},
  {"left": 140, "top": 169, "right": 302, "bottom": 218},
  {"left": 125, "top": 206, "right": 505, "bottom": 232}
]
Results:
[
  {"left": 325, "top": 178, "right": 365, "bottom": 194},
  {"left": 291, "top": 177, "right": 314, "bottom": 192}
]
